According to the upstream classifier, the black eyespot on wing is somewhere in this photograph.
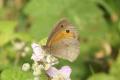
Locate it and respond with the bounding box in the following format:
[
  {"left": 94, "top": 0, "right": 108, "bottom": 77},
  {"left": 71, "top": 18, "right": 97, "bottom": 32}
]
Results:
[
  {"left": 66, "top": 30, "right": 70, "bottom": 33},
  {"left": 61, "top": 24, "right": 64, "bottom": 28}
]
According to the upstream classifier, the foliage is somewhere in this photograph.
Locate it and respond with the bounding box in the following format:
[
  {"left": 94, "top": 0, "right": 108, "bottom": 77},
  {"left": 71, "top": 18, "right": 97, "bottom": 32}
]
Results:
[
  {"left": 1, "top": 67, "right": 33, "bottom": 80},
  {"left": 0, "top": 21, "right": 16, "bottom": 46},
  {"left": 88, "top": 53, "right": 120, "bottom": 80}
]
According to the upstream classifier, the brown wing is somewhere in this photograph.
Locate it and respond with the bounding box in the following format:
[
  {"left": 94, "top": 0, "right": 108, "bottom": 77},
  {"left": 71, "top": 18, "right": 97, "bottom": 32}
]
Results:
[
  {"left": 46, "top": 19, "right": 70, "bottom": 47},
  {"left": 45, "top": 19, "right": 80, "bottom": 62}
]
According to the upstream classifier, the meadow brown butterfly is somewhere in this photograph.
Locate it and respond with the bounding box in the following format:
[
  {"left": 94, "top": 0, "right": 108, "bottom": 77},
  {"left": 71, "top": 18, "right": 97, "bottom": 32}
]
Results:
[{"left": 43, "top": 18, "right": 80, "bottom": 62}]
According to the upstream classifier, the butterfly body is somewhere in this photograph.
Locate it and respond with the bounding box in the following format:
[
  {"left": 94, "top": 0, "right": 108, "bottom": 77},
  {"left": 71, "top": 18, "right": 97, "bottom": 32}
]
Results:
[{"left": 43, "top": 19, "right": 80, "bottom": 62}]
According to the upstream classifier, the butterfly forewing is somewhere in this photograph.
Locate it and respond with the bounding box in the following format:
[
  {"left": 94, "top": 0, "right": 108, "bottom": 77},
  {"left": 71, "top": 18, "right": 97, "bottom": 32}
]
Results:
[{"left": 45, "top": 19, "right": 80, "bottom": 62}]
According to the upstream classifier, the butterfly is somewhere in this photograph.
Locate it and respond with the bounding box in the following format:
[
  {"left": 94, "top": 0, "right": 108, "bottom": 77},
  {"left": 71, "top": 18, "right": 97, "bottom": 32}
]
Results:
[{"left": 43, "top": 18, "right": 80, "bottom": 62}]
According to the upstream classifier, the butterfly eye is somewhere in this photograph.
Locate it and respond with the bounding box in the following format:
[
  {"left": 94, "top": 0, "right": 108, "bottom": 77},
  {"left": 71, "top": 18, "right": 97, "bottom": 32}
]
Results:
[{"left": 66, "top": 30, "right": 70, "bottom": 33}]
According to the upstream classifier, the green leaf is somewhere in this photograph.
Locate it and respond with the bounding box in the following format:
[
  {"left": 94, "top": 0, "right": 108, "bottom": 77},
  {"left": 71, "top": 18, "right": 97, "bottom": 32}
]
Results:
[
  {"left": 104, "top": 0, "right": 120, "bottom": 15},
  {"left": 110, "top": 54, "right": 120, "bottom": 79},
  {"left": 40, "top": 71, "right": 49, "bottom": 80},
  {"left": 0, "top": 51, "right": 10, "bottom": 71},
  {"left": 118, "top": 21, "right": 120, "bottom": 33},
  {"left": 1, "top": 67, "right": 33, "bottom": 80},
  {"left": 88, "top": 73, "right": 115, "bottom": 80},
  {"left": 39, "top": 37, "right": 47, "bottom": 45},
  {"left": 13, "top": 32, "right": 33, "bottom": 42},
  {"left": 0, "top": 21, "right": 16, "bottom": 47},
  {"left": 88, "top": 53, "right": 120, "bottom": 80},
  {"left": 0, "top": 8, "right": 6, "bottom": 19}
]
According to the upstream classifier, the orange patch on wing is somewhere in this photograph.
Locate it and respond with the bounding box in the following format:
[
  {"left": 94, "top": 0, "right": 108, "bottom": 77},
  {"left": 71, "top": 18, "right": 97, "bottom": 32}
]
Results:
[{"left": 48, "top": 31, "right": 74, "bottom": 46}]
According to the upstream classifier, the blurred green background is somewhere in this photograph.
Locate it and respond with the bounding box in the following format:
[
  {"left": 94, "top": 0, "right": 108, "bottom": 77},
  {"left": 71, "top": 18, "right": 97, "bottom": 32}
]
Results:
[{"left": 0, "top": 0, "right": 120, "bottom": 80}]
